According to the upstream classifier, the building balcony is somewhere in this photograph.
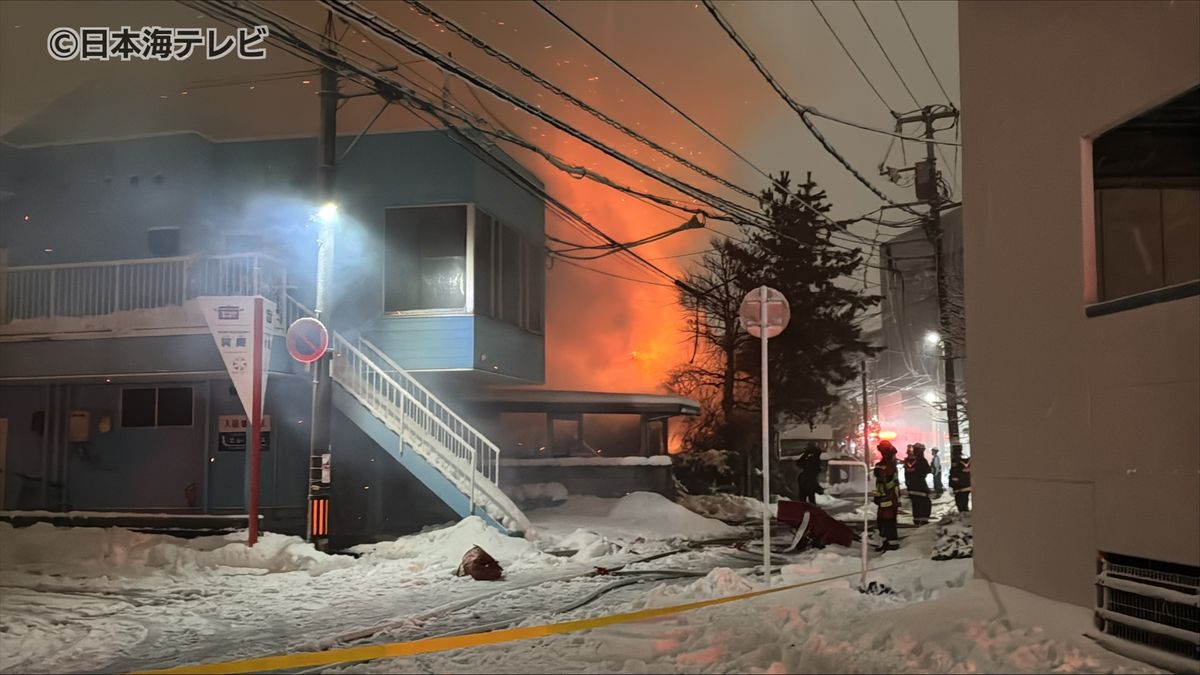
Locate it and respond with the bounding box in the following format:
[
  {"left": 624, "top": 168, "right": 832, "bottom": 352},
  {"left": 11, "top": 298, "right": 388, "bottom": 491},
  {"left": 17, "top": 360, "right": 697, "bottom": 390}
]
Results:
[
  {"left": 0, "top": 253, "right": 301, "bottom": 382},
  {"left": 0, "top": 253, "right": 296, "bottom": 341}
]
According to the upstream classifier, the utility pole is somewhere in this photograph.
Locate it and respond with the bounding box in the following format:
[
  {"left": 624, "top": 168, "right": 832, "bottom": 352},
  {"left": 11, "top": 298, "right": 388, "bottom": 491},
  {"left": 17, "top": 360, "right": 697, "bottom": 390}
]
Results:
[
  {"left": 895, "top": 105, "right": 964, "bottom": 457},
  {"left": 307, "top": 12, "right": 338, "bottom": 548}
]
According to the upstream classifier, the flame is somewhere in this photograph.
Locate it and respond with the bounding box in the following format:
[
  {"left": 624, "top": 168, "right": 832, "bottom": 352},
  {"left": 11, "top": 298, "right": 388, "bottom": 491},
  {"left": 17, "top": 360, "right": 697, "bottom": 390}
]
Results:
[
  {"left": 539, "top": 134, "right": 694, "bottom": 395},
  {"left": 668, "top": 430, "right": 685, "bottom": 455}
]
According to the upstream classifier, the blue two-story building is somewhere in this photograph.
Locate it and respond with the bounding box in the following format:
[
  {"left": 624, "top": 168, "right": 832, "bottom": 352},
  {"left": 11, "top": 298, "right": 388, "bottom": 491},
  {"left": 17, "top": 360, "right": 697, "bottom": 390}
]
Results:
[
  {"left": 0, "top": 129, "right": 697, "bottom": 545},
  {"left": 0, "top": 128, "right": 554, "bottom": 541}
]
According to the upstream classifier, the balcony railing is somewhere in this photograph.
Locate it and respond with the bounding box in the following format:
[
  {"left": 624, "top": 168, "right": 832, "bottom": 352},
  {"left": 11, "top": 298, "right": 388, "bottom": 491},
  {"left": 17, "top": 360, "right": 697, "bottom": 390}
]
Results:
[{"left": 1, "top": 253, "right": 287, "bottom": 333}]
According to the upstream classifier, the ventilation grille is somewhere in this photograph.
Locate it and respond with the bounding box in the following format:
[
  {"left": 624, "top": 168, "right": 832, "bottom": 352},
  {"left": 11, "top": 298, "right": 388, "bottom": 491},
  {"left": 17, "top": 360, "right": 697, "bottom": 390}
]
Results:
[{"left": 1096, "top": 553, "right": 1200, "bottom": 666}]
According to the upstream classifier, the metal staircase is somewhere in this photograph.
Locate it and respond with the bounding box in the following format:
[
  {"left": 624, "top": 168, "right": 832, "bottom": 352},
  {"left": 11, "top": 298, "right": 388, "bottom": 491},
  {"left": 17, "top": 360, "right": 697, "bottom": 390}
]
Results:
[{"left": 329, "top": 333, "right": 530, "bottom": 534}]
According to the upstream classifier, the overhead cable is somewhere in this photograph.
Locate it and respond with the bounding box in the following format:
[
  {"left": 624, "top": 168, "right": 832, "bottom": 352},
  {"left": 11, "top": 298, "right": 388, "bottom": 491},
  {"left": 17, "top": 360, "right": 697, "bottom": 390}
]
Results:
[
  {"left": 321, "top": 0, "right": 768, "bottom": 226},
  {"left": 852, "top": 0, "right": 920, "bottom": 108},
  {"left": 532, "top": 0, "right": 774, "bottom": 182},
  {"left": 893, "top": 0, "right": 955, "bottom": 106},
  {"left": 702, "top": 0, "right": 920, "bottom": 216},
  {"left": 809, "top": 1, "right": 894, "bottom": 113}
]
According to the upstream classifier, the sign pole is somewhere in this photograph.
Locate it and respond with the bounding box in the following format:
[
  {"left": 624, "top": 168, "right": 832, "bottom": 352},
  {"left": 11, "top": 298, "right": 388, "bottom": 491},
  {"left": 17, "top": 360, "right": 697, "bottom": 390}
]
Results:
[
  {"left": 860, "top": 362, "right": 871, "bottom": 588},
  {"left": 248, "top": 297, "right": 264, "bottom": 547},
  {"left": 759, "top": 285, "right": 771, "bottom": 582}
]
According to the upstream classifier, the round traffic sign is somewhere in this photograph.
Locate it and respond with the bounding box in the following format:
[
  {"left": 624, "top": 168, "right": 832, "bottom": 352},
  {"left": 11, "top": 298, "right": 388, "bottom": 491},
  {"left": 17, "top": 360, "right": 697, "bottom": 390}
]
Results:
[
  {"left": 739, "top": 286, "right": 790, "bottom": 339},
  {"left": 286, "top": 317, "right": 330, "bottom": 364}
]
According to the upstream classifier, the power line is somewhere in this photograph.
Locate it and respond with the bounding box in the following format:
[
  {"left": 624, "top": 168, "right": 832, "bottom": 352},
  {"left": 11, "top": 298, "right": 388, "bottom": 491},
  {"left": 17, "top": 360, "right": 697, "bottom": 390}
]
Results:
[
  {"left": 701, "top": 0, "right": 920, "bottom": 216},
  {"left": 555, "top": 258, "right": 676, "bottom": 287},
  {"left": 532, "top": 0, "right": 773, "bottom": 182},
  {"left": 852, "top": 0, "right": 920, "bottom": 108},
  {"left": 222, "top": 1, "right": 748, "bottom": 287},
  {"left": 360, "top": 0, "right": 766, "bottom": 225},
  {"left": 195, "top": 0, "right": 691, "bottom": 291},
  {"left": 809, "top": 1, "right": 894, "bottom": 113},
  {"left": 893, "top": 0, "right": 954, "bottom": 106}
]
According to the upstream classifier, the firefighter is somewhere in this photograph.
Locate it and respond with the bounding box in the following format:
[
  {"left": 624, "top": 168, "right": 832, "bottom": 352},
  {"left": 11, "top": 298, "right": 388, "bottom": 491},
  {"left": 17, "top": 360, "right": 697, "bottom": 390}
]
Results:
[
  {"left": 904, "top": 443, "right": 932, "bottom": 525},
  {"left": 930, "top": 447, "right": 944, "bottom": 498},
  {"left": 949, "top": 445, "right": 971, "bottom": 512},
  {"left": 796, "top": 442, "right": 824, "bottom": 504},
  {"left": 872, "top": 440, "right": 901, "bottom": 551}
]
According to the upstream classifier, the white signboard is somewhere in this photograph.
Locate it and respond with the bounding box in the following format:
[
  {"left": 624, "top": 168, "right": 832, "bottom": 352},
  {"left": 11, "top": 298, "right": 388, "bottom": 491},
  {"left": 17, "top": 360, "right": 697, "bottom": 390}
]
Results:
[
  {"left": 218, "top": 415, "right": 273, "bottom": 452},
  {"left": 200, "top": 296, "right": 275, "bottom": 420}
]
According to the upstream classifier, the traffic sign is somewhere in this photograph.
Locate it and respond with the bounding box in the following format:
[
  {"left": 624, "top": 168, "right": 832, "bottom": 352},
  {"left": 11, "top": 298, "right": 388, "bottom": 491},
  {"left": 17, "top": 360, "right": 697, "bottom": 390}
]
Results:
[
  {"left": 286, "top": 317, "right": 329, "bottom": 364},
  {"left": 739, "top": 285, "right": 790, "bottom": 582},
  {"left": 739, "top": 286, "right": 790, "bottom": 339}
]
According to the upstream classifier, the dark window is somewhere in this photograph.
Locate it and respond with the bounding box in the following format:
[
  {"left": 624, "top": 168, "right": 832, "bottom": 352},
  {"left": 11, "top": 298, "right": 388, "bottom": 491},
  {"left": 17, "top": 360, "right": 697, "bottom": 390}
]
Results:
[
  {"left": 549, "top": 415, "right": 582, "bottom": 457},
  {"left": 156, "top": 387, "right": 194, "bottom": 426},
  {"left": 384, "top": 205, "right": 468, "bottom": 312},
  {"left": 581, "top": 414, "right": 641, "bottom": 457},
  {"left": 475, "top": 210, "right": 495, "bottom": 318},
  {"left": 121, "top": 388, "right": 157, "bottom": 428},
  {"left": 121, "top": 387, "right": 193, "bottom": 427},
  {"left": 1093, "top": 86, "right": 1200, "bottom": 302}
]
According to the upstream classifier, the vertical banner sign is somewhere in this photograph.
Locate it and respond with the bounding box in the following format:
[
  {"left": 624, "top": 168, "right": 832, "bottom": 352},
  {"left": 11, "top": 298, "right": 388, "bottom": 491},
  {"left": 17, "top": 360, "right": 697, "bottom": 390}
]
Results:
[{"left": 201, "top": 296, "right": 276, "bottom": 546}]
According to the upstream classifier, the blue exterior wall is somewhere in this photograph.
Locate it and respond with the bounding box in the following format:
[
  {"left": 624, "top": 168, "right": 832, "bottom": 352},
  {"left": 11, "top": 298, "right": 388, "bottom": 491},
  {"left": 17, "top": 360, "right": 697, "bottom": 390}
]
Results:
[
  {"left": 0, "top": 335, "right": 294, "bottom": 380},
  {"left": 0, "top": 130, "right": 545, "bottom": 536},
  {"left": 0, "top": 130, "right": 546, "bottom": 380},
  {"left": 0, "top": 376, "right": 310, "bottom": 518}
]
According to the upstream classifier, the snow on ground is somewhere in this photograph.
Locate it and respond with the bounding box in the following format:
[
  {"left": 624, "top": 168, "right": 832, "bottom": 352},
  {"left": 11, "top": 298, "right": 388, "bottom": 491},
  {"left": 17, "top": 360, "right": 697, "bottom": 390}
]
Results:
[
  {"left": 0, "top": 495, "right": 1165, "bottom": 675},
  {"left": 677, "top": 493, "right": 768, "bottom": 523},
  {"left": 345, "top": 521, "right": 1161, "bottom": 675},
  {"left": 350, "top": 516, "right": 564, "bottom": 573},
  {"left": 0, "top": 522, "right": 353, "bottom": 577},
  {"left": 523, "top": 492, "right": 742, "bottom": 554},
  {"left": 0, "top": 520, "right": 604, "bottom": 674},
  {"left": 931, "top": 512, "right": 973, "bottom": 560}
]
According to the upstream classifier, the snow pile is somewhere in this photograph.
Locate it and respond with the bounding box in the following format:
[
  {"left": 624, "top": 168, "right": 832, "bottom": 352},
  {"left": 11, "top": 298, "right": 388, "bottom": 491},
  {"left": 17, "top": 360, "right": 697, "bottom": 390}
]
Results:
[
  {"left": 678, "top": 493, "right": 768, "bottom": 523},
  {"left": 931, "top": 512, "right": 973, "bottom": 560},
  {"left": 547, "top": 528, "right": 620, "bottom": 560},
  {"left": 351, "top": 516, "right": 561, "bottom": 572},
  {"left": 526, "top": 492, "right": 740, "bottom": 549},
  {"left": 608, "top": 492, "right": 740, "bottom": 539},
  {"left": 0, "top": 523, "right": 351, "bottom": 577},
  {"left": 0, "top": 522, "right": 163, "bottom": 574},
  {"left": 509, "top": 482, "right": 569, "bottom": 508},
  {"left": 145, "top": 532, "right": 354, "bottom": 576},
  {"left": 633, "top": 567, "right": 759, "bottom": 609}
]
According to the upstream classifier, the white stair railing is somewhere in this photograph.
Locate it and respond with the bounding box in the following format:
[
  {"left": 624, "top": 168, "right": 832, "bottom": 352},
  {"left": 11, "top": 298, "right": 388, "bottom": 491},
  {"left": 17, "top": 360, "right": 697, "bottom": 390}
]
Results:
[{"left": 330, "top": 333, "right": 528, "bottom": 532}]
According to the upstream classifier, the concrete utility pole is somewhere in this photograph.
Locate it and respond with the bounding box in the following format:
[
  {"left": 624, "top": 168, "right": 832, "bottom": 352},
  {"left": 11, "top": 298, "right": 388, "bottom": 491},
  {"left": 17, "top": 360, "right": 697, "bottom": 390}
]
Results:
[
  {"left": 308, "top": 12, "right": 338, "bottom": 546},
  {"left": 896, "top": 105, "right": 964, "bottom": 456}
]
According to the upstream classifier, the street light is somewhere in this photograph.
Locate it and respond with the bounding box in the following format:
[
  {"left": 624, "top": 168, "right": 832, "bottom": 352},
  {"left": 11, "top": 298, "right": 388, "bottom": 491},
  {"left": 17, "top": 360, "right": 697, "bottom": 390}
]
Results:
[
  {"left": 317, "top": 202, "right": 339, "bottom": 224},
  {"left": 924, "top": 330, "right": 941, "bottom": 346},
  {"left": 923, "top": 390, "right": 939, "bottom": 404}
]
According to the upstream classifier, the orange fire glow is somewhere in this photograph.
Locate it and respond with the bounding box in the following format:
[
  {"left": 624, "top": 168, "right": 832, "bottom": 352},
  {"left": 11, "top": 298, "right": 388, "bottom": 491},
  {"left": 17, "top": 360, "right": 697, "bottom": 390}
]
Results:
[{"left": 539, "top": 134, "right": 697, "bottom": 396}]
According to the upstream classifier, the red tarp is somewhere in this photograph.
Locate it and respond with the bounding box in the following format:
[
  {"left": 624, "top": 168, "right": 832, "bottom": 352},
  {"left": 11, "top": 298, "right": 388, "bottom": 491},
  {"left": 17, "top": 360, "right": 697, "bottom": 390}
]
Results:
[{"left": 776, "top": 501, "right": 856, "bottom": 548}]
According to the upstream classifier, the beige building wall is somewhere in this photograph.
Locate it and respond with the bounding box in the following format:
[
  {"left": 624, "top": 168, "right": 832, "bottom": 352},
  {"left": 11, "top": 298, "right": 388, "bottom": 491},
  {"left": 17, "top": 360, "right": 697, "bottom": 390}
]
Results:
[{"left": 959, "top": 0, "right": 1200, "bottom": 607}]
